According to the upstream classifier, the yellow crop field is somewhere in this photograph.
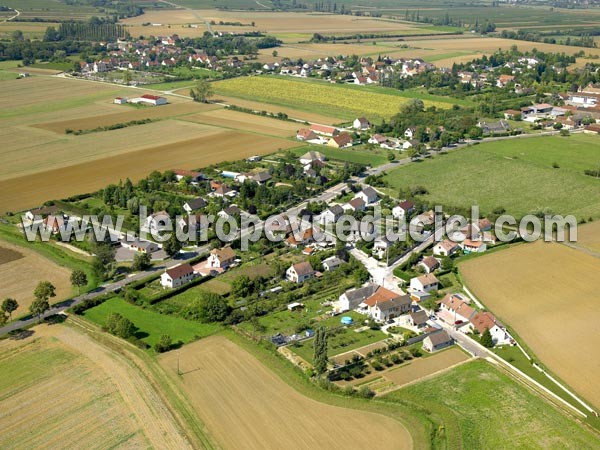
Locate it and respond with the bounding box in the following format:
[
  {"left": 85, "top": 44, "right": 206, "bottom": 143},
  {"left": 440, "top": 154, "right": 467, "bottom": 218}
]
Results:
[
  {"left": 159, "top": 335, "right": 413, "bottom": 450},
  {"left": 0, "top": 239, "right": 72, "bottom": 318},
  {"left": 0, "top": 324, "right": 193, "bottom": 450},
  {"left": 213, "top": 76, "right": 450, "bottom": 120},
  {"left": 574, "top": 220, "right": 600, "bottom": 253},
  {"left": 460, "top": 238, "right": 600, "bottom": 410}
]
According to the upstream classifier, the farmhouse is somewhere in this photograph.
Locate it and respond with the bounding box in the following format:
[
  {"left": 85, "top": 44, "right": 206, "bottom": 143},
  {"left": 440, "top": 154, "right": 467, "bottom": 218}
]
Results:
[
  {"left": 433, "top": 239, "right": 459, "bottom": 257},
  {"left": 328, "top": 132, "right": 353, "bottom": 148},
  {"left": 160, "top": 263, "right": 196, "bottom": 288},
  {"left": 423, "top": 330, "right": 453, "bottom": 352},
  {"left": 469, "top": 311, "right": 511, "bottom": 346},
  {"left": 353, "top": 117, "right": 371, "bottom": 130},
  {"left": 183, "top": 197, "right": 207, "bottom": 213},
  {"left": 296, "top": 128, "right": 319, "bottom": 141},
  {"left": 410, "top": 274, "right": 439, "bottom": 294},
  {"left": 310, "top": 124, "right": 338, "bottom": 137},
  {"left": 286, "top": 261, "right": 315, "bottom": 283}
]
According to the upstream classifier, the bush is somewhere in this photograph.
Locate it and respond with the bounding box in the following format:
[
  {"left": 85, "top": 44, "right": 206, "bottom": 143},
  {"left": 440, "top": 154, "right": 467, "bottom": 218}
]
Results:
[
  {"left": 356, "top": 385, "right": 375, "bottom": 399},
  {"left": 154, "top": 334, "right": 173, "bottom": 353}
]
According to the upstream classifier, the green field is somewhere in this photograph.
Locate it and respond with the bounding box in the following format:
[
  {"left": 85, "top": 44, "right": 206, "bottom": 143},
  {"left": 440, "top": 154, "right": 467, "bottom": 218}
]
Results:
[
  {"left": 291, "top": 145, "right": 389, "bottom": 166},
  {"left": 385, "top": 360, "right": 600, "bottom": 449},
  {"left": 383, "top": 134, "right": 600, "bottom": 219},
  {"left": 213, "top": 75, "right": 455, "bottom": 120},
  {"left": 82, "top": 296, "right": 222, "bottom": 346}
]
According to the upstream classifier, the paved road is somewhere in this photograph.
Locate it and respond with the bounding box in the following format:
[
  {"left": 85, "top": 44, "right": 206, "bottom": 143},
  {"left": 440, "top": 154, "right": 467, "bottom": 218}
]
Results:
[{"left": 0, "top": 246, "right": 209, "bottom": 335}]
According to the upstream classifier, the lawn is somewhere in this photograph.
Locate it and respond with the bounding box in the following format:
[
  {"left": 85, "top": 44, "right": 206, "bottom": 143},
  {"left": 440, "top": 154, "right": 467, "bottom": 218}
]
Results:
[
  {"left": 383, "top": 134, "right": 600, "bottom": 219},
  {"left": 82, "top": 296, "right": 222, "bottom": 346},
  {"left": 385, "top": 360, "right": 600, "bottom": 449},
  {"left": 291, "top": 144, "right": 390, "bottom": 166},
  {"left": 212, "top": 75, "right": 455, "bottom": 121}
]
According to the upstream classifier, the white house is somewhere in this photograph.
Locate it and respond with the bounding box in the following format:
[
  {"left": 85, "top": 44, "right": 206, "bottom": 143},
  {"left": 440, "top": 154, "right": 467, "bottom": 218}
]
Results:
[
  {"left": 410, "top": 273, "right": 439, "bottom": 293},
  {"left": 322, "top": 256, "right": 344, "bottom": 272},
  {"left": 207, "top": 247, "right": 236, "bottom": 270},
  {"left": 319, "top": 204, "right": 344, "bottom": 225},
  {"left": 121, "top": 238, "right": 159, "bottom": 254},
  {"left": 419, "top": 256, "right": 440, "bottom": 274},
  {"left": 355, "top": 187, "right": 379, "bottom": 205},
  {"left": 392, "top": 200, "right": 415, "bottom": 219},
  {"left": 144, "top": 211, "right": 170, "bottom": 232},
  {"left": 359, "top": 286, "right": 412, "bottom": 322},
  {"left": 160, "top": 263, "right": 196, "bottom": 288},
  {"left": 433, "top": 239, "right": 459, "bottom": 257},
  {"left": 353, "top": 117, "right": 371, "bottom": 130},
  {"left": 286, "top": 261, "right": 315, "bottom": 283},
  {"left": 114, "top": 97, "right": 127, "bottom": 105},
  {"left": 404, "top": 127, "right": 416, "bottom": 139},
  {"left": 439, "top": 293, "right": 475, "bottom": 325},
  {"left": 469, "top": 311, "right": 511, "bottom": 346}
]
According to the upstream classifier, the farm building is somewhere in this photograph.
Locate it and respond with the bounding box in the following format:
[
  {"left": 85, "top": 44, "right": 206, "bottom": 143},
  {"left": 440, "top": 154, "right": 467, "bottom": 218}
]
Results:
[
  {"left": 353, "top": 117, "right": 371, "bottom": 130},
  {"left": 113, "top": 97, "right": 127, "bottom": 104},
  {"left": 131, "top": 94, "right": 168, "bottom": 106},
  {"left": 310, "top": 124, "right": 338, "bottom": 137},
  {"left": 328, "top": 132, "right": 353, "bottom": 148}
]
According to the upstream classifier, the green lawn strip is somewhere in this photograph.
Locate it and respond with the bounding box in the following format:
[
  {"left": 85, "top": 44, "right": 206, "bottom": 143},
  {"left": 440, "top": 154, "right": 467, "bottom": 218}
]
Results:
[
  {"left": 290, "top": 144, "right": 389, "bottom": 166},
  {"left": 82, "top": 296, "right": 222, "bottom": 347},
  {"left": 385, "top": 359, "right": 600, "bottom": 449}
]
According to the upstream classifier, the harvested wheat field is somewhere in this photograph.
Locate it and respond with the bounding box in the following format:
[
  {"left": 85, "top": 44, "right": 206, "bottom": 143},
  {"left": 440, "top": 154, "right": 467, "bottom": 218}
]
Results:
[
  {"left": 34, "top": 101, "right": 217, "bottom": 134},
  {"left": 183, "top": 108, "right": 300, "bottom": 137},
  {"left": 0, "top": 130, "right": 297, "bottom": 213},
  {"left": 199, "top": 93, "right": 342, "bottom": 124},
  {"left": 159, "top": 335, "right": 413, "bottom": 450},
  {"left": 574, "top": 220, "right": 600, "bottom": 254},
  {"left": 383, "top": 348, "right": 469, "bottom": 388},
  {"left": 0, "top": 324, "right": 192, "bottom": 450},
  {"left": 0, "top": 239, "right": 72, "bottom": 318},
  {"left": 460, "top": 240, "right": 600, "bottom": 409}
]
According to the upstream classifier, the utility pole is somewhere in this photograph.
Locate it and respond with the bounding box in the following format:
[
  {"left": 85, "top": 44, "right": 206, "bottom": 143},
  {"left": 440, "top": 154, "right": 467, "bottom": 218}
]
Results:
[{"left": 177, "top": 350, "right": 181, "bottom": 376}]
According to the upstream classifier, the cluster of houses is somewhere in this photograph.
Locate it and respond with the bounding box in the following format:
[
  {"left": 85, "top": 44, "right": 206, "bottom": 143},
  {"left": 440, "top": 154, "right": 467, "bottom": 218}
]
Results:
[
  {"left": 296, "top": 123, "right": 357, "bottom": 148},
  {"left": 261, "top": 56, "right": 435, "bottom": 83},
  {"left": 78, "top": 35, "right": 247, "bottom": 77}
]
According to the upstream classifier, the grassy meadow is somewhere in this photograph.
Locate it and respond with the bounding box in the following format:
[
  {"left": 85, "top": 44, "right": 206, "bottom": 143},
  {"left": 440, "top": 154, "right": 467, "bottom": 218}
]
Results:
[
  {"left": 82, "top": 296, "right": 222, "bottom": 347},
  {"left": 384, "top": 134, "right": 600, "bottom": 219},
  {"left": 386, "top": 360, "right": 600, "bottom": 449}
]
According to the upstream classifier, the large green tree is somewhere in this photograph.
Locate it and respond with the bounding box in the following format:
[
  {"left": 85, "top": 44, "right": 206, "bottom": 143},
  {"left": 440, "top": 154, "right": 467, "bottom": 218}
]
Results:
[
  {"left": 70, "top": 269, "right": 88, "bottom": 294},
  {"left": 480, "top": 328, "right": 494, "bottom": 348},
  {"left": 190, "top": 78, "right": 213, "bottom": 103},
  {"left": 313, "top": 326, "right": 329, "bottom": 375},
  {"left": 2, "top": 298, "right": 19, "bottom": 320}
]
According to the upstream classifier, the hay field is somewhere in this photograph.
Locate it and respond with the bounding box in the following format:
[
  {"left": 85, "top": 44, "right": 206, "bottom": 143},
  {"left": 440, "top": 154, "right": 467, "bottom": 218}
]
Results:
[
  {"left": 0, "top": 130, "right": 296, "bottom": 213},
  {"left": 384, "top": 348, "right": 469, "bottom": 387},
  {"left": 159, "top": 335, "right": 413, "bottom": 450},
  {"left": 205, "top": 93, "right": 342, "bottom": 124},
  {"left": 0, "top": 239, "right": 71, "bottom": 318},
  {"left": 460, "top": 239, "right": 600, "bottom": 410},
  {"left": 574, "top": 220, "right": 600, "bottom": 254},
  {"left": 183, "top": 108, "right": 300, "bottom": 137},
  {"left": 0, "top": 324, "right": 193, "bottom": 450},
  {"left": 33, "top": 102, "right": 216, "bottom": 134}
]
